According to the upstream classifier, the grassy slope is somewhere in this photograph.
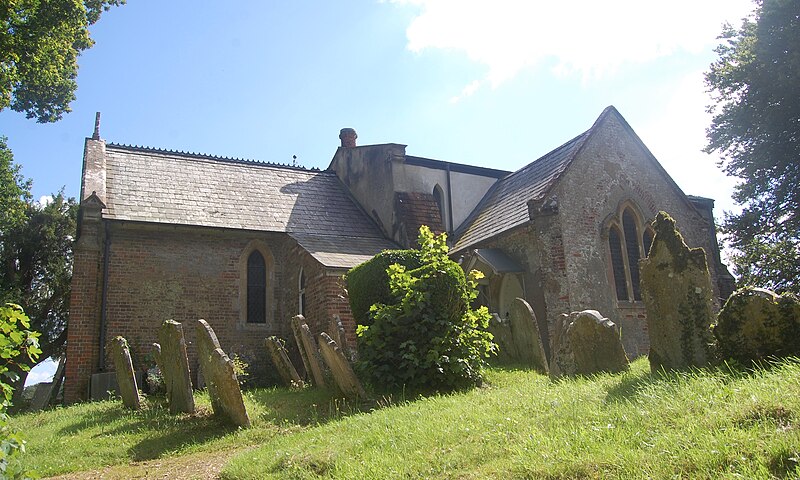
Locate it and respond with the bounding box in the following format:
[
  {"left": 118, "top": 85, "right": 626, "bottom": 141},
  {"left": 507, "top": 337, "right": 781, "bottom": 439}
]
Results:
[{"left": 12, "top": 358, "right": 800, "bottom": 479}]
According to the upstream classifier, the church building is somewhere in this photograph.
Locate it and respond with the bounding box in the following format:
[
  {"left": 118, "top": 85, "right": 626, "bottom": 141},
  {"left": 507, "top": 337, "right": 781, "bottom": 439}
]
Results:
[{"left": 64, "top": 106, "right": 733, "bottom": 402}]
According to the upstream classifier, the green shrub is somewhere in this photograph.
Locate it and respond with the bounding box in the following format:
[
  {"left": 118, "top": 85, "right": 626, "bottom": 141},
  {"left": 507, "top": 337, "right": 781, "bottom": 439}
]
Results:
[
  {"left": 355, "top": 226, "right": 495, "bottom": 391},
  {"left": 345, "top": 249, "right": 422, "bottom": 327}
]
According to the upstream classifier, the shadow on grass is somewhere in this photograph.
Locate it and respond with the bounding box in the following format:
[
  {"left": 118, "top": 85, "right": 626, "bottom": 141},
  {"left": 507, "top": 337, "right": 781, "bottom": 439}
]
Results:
[{"left": 247, "top": 386, "right": 370, "bottom": 427}]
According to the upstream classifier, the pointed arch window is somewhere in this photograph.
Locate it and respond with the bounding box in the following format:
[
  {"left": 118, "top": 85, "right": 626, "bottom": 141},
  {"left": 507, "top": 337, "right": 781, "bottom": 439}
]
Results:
[
  {"left": 247, "top": 251, "right": 267, "bottom": 323},
  {"left": 606, "top": 204, "right": 654, "bottom": 303}
]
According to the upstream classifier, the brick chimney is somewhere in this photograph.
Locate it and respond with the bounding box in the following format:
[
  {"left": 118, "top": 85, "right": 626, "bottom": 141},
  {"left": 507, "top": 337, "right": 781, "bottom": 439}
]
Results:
[{"left": 339, "top": 128, "right": 357, "bottom": 148}]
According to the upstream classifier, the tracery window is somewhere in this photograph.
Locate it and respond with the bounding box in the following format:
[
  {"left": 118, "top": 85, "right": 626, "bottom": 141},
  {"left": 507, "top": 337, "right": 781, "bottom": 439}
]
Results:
[{"left": 606, "top": 205, "right": 654, "bottom": 302}]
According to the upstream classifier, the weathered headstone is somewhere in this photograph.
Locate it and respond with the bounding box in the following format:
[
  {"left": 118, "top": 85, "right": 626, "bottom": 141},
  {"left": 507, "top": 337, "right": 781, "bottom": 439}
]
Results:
[
  {"left": 109, "top": 336, "right": 141, "bottom": 410},
  {"left": 487, "top": 312, "right": 518, "bottom": 363},
  {"left": 568, "top": 310, "right": 629, "bottom": 375},
  {"left": 508, "top": 298, "right": 549, "bottom": 373},
  {"left": 265, "top": 336, "right": 305, "bottom": 388},
  {"left": 207, "top": 348, "right": 251, "bottom": 427},
  {"left": 194, "top": 319, "right": 223, "bottom": 413},
  {"left": 329, "top": 315, "right": 353, "bottom": 362},
  {"left": 714, "top": 287, "right": 800, "bottom": 363},
  {"left": 549, "top": 313, "right": 573, "bottom": 378},
  {"left": 158, "top": 320, "right": 195, "bottom": 414},
  {"left": 550, "top": 310, "right": 629, "bottom": 377},
  {"left": 291, "top": 315, "right": 326, "bottom": 387},
  {"left": 640, "top": 212, "right": 716, "bottom": 372},
  {"left": 318, "top": 332, "right": 366, "bottom": 399},
  {"left": 148, "top": 343, "right": 164, "bottom": 394}
]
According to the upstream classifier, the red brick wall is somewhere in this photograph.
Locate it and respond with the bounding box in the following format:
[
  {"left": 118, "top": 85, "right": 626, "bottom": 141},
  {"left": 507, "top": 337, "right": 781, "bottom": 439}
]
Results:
[{"left": 65, "top": 221, "right": 357, "bottom": 401}]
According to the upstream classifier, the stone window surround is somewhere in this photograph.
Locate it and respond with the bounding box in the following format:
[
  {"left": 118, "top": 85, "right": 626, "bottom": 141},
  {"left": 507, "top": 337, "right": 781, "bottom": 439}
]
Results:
[
  {"left": 238, "top": 239, "right": 275, "bottom": 329},
  {"left": 602, "top": 201, "right": 654, "bottom": 305}
]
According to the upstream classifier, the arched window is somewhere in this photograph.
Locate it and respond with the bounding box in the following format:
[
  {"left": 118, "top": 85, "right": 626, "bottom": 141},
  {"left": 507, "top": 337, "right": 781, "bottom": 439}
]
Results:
[
  {"left": 298, "top": 267, "right": 306, "bottom": 317},
  {"left": 247, "top": 251, "right": 267, "bottom": 323},
  {"left": 606, "top": 204, "right": 653, "bottom": 303},
  {"left": 239, "top": 241, "right": 273, "bottom": 326},
  {"left": 433, "top": 184, "right": 446, "bottom": 230}
]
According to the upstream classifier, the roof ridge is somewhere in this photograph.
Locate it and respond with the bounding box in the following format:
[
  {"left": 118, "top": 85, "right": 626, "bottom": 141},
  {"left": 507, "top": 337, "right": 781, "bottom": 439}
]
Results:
[{"left": 106, "top": 142, "right": 320, "bottom": 172}]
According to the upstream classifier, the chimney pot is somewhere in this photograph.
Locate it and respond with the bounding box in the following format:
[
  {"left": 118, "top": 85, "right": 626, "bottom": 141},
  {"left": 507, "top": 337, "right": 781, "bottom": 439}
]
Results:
[{"left": 339, "top": 128, "right": 357, "bottom": 148}]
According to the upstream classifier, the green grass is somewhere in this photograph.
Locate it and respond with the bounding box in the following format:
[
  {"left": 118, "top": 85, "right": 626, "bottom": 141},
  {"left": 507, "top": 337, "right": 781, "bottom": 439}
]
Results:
[{"left": 12, "top": 358, "right": 800, "bottom": 479}]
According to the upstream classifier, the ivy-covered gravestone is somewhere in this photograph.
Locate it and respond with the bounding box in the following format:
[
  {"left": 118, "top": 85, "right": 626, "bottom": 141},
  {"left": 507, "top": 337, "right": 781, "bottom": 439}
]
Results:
[
  {"left": 714, "top": 287, "right": 800, "bottom": 363},
  {"left": 640, "top": 212, "right": 715, "bottom": 372}
]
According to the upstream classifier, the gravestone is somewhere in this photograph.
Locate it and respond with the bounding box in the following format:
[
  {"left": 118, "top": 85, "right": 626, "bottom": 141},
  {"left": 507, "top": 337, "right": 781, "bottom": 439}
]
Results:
[
  {"left": 158, "top": 320, "right": 195, "bottom": 414},
  {"left": 550, "top": 310, "right": 629, "bottom": 377},
  {"left": 508, "top": 298, "right": 549, "bottom": 373},
  {"left": 715, "top": 287, "right": 800, "bottom": 363},
  {"left": 109, "top": 336, "right": 141, "bottom": 410},
  {"left": 193, "top": 319, "right": 250, "bottom": 427},
  {"left": 487, "top": 312, "right": 518, "bottom": 363},
  {"left": 567, "top": 310, "right": 629, "bottom": 375},
  {"left": 318, "top": 332, "right": 366, "bottom": 399},
  {"left": 148, "top": 343, "right": 164, "bottom": 393},
  {"left": 265, "top": 336, "right": 304, "bottom": 388},
  {"left": 640, "top": 212, "right": 716, "bottom": 372},
  {"left": 329, "top": 315, "right": 353, "bottom": 362},
  {"left": 291, "top": 315, "right": 326, "bottom": 387}
]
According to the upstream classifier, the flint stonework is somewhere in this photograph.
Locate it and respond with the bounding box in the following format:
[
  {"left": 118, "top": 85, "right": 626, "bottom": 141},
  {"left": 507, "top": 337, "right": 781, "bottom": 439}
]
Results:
[
  {"left": 640, "top": 212, "right": 715, "bottom": 372},
  {"left": 508, "top": 298, "right": 549, "bottom": 373},
  {"left": 109, "top": 336, "right": 141, "bottom": 410},
  {"left": 265, "top": 336, "right": 304, "bottom": 387},
  {"left": 291, "top": 315, "right": 326, "bottom": 387},
  {"left": 567, "top": 310, "right": 629, "bottom": 375},
  {"left": 715, "top": 287, "right": 800, "bottom": 363},
  {"left": 158, "top": 320, "right": 195, "bottom": 414},
  {"left": 318, "top": 332, "right": 366, "bottom": 399}
]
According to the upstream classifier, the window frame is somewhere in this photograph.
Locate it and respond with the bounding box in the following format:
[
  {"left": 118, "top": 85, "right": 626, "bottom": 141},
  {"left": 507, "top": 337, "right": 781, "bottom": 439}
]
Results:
[
  {"left": 238, "top": 240, "right": 275, "bottom": 328},
  {"left": 604, "top": 203, "right": 654, "bottom": 304}
]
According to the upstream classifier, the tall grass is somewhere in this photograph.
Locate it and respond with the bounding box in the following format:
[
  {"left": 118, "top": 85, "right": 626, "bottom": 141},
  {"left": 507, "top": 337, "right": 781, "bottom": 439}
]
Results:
[
  {"left": 11, "top": 357, "right": 800, "bottom": 479},
  {"left": 221, "top": 358, "right": 800, "bottom": 479}
]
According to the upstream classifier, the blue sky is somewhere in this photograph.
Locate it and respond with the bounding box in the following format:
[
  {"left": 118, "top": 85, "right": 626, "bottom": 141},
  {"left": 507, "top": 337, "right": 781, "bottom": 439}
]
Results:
[{"left": 9, "top": 0, "right": 755, "bottom": 385}]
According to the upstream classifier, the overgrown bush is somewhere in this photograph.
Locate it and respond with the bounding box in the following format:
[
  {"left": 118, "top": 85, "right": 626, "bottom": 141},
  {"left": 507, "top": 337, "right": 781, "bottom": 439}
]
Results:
[
  {"left": 355, "top": 226, "right": 495, "bottom": 391},
  {"left": 1, "top": 303, "right": 40, "bottom": 479},
  {"left": 345, "top": 249, "right": 422, "bottom": 327}
]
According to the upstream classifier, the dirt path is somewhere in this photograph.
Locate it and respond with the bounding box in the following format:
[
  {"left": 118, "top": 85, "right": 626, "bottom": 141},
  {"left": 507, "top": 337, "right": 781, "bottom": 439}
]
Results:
[{"left": 46, "top": 448, "right": 248, "bottom": 480}]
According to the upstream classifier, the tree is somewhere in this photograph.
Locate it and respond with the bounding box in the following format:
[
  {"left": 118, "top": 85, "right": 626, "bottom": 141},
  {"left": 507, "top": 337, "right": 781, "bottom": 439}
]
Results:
[
  {"left": 0, "top": 138, "right": 77, "bottom": 396},
  {"left": 1, "top": 0, "right": 124, "bottom": 122},
  {"left": 705, "top": 0, "right": 800, "bottom": 294}
]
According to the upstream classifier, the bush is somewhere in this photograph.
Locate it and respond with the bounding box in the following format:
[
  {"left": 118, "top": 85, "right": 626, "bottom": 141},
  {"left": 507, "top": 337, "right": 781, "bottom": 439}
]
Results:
[
  {"left": 355, "top": 226, "right": 495, "bottom": 391},
  {"left": 345, "top": 249, "right": 423, "bottom": 327}
]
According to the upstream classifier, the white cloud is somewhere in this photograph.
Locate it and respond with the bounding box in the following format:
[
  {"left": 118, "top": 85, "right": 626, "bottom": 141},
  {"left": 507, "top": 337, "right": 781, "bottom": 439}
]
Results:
[
  {"left": 37, "top": 195, "right": 54, "bottom": 207},
  {"left": 396, "top": 0, "right": 753, "bottom": 89},
  {"left": 449, "top": 79, "right": 483, "bottom": 103},
  {"left": 637, "top": 71, "right": 740, "bottom": 218}
]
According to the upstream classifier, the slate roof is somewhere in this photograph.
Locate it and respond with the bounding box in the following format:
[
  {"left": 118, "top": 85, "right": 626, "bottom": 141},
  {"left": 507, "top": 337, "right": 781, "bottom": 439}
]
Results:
[
  {"left": 452, "top": 129, "right": 592, "bottom": 252},
  {"left": 102, "top": 144, "right": 396, "bottom": 268}
]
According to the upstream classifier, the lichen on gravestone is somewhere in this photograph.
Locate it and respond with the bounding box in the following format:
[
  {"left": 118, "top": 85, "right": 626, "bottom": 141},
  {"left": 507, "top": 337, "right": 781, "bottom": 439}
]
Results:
[
  {"left": 508, "top": 298, "right": 549, "bottom": 374},
  {"left": 109, "top": 336, "right": 141, "bottom": 410},
  {"left": 158, "top": 320, "right": 195, "bottom": 414},
  {"left": 640, "top": 212, "right": 715, "bottom": 372},
  {"left": 318, "top": 332, "right": 366, "bottom": 399},
  {"left": 265, "top": 336, "right": 304, "bottom": 388},
  {"left": 291, "top": 315, "right": 327, "bottom": 387},
  {"left": 714, "top": 287, "right": 800, "bottom": 363},
  {"left": 549, "top": 310, "right": 628, "bottom": 378}
]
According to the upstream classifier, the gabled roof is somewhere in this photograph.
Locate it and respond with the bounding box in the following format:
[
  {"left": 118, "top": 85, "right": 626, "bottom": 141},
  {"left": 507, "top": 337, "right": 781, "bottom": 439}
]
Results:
[
  {"left": 452, "top": 125, "right": 594, "bottom": 252},
  {"left": 101, "top": 144, "right": 395, "bottom": 267}
]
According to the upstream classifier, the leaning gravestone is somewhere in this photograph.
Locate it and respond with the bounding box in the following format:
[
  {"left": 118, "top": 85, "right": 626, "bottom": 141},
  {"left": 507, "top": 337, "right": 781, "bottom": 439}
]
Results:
[
  {"left": 549, "top": 313, "right": 573, "bottom": 378},
  {"left": 488, "top": 312, "right": 518, "bottom": 363},
  {"left": 291, "top": 315, "right": 326, "bottom": 387},
  {"left": 318, "top": 332, "right": 366, "bottom": 399},
  {"left": 109, "top": 336, "right": 141, "bottom": 410},
  {"left": 714, "top": 287, "right": 800, "bottom": 363},
  {"left": 508, "top": 298, "right": 549, "bottom": 373},
  {"left": 640, "top": 212, "right": 715, "bottom": 372},
  {"left": 265, "top": 336, "right": 304, "bottom": 388},
  {"left": 567, "top": 310, "right": 629, "bottom": 375},
  {"left": 158, "top": 320, "right": 195, "bottom": 414},
  {"left": 329, "top": 315, "right": 353, "bottom": 362},
  {"left": 193, "top": 319, "right": 250, "bottom": 427}
]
